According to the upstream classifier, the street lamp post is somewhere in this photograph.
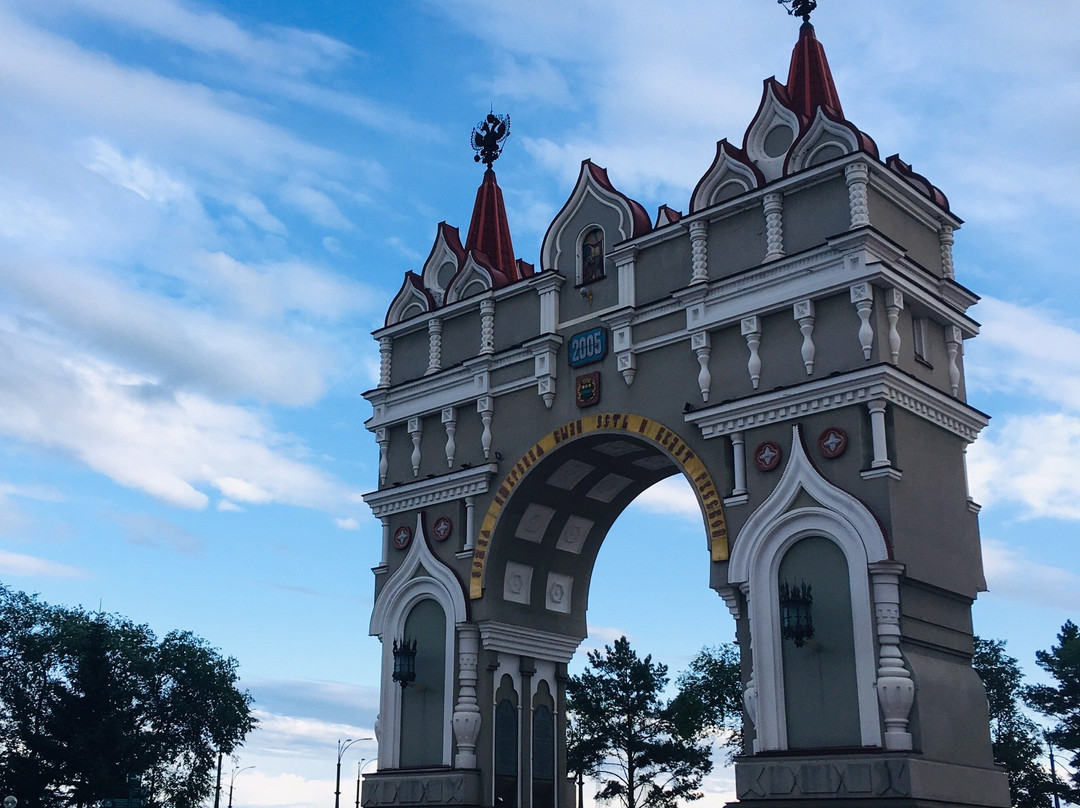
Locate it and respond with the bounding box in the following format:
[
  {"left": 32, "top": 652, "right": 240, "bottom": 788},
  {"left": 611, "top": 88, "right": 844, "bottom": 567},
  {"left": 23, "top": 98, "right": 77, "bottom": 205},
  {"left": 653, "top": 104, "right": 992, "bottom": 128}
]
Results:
[
  {"left": 228, "top": 764, "right": 254, "bottom": 808},
  {"left": 356, "top": 758, "right": 376, "bottom": 808},
  {"left": 335, "top": 738, "right": 372, "bottom": 808}
]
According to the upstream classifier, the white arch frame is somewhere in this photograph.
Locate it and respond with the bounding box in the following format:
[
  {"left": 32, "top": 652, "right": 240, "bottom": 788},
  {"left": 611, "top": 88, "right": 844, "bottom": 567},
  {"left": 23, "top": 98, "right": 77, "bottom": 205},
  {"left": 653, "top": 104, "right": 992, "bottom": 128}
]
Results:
[
  {"left": 370, "top": 514, "right": 469, "bottom": 768},
  {"left": 729, "top": 426, "right": 888, "bottom": 751}
]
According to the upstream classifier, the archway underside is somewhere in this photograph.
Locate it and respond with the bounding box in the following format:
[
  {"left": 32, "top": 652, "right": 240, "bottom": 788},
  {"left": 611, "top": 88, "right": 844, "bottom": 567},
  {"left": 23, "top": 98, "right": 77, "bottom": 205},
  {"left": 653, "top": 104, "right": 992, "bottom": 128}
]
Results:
[{"left": 469, "top": 414, "right": 729, "bottom": 638}]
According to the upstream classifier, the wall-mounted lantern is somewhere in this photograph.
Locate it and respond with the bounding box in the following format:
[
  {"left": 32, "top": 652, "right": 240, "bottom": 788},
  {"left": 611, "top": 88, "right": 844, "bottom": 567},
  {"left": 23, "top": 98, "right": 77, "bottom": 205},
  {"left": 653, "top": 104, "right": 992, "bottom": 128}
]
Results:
[
  {"left": 779, "top": 580, "right": 814, "bottom": 647},
  {"left": 392, "top": 638, "right": 417, "bottom": 688}
]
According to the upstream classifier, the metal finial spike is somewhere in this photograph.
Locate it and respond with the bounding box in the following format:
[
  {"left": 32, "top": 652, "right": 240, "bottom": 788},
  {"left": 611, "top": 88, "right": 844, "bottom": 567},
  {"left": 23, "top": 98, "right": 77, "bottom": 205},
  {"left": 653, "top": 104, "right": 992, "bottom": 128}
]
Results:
[
  {"left": 778, "top": 0, "right": 816, "bottom": 23},
  {"left": 471, "top": 112, "right": 510, "bottom": 169}
]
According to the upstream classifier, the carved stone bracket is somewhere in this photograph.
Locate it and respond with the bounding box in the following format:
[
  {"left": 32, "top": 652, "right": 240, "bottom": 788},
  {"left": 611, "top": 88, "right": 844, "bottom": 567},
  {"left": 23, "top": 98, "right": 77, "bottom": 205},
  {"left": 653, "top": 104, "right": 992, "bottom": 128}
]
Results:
[
  {"left": 690, "top": 330, "right": 712, "bottom": 402},
  {"left": 442, "top": 407, "right": 457, "bottom": 468},
  {"left": 741, "top": 315, "right": 763, "bottom": 389},
  {"left": 527, "top": 335, "right": 562, "bottom": 409},
  {"left": 794, "top": 299, "right": 816, "bottom": 374},
  {"left": 850, "top": 282, "right": 874, "bottom": 360},
  {"left": 885, "top": 288, "right": 903, "bottom": 364}
]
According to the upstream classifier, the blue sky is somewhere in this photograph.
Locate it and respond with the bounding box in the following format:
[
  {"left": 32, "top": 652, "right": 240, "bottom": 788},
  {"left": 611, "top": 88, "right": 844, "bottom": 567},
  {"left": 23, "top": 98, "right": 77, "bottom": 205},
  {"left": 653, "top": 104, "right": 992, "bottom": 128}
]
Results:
[{"left": 1, "top": 0, "right": 1079, "bottom": 804}]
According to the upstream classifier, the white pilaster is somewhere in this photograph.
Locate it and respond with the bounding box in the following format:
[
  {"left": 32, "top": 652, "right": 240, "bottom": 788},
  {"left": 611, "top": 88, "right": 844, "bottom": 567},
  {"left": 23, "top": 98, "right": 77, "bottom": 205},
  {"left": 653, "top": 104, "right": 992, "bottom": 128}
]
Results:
[{"left": 867, "top": 400, "right": 889, "bottom": 468}]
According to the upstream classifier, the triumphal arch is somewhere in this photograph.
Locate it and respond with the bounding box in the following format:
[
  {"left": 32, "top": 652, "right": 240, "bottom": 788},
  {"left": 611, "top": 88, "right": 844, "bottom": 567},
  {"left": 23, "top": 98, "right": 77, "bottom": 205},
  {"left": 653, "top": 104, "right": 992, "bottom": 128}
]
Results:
[{"left": 361, "top": 14, "right": 1010, "bottom": 808}]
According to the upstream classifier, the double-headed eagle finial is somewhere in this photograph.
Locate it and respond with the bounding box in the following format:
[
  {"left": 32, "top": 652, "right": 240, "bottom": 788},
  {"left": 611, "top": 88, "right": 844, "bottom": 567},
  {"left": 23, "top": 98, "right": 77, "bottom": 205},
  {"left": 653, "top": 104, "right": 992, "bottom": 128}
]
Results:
[
  {"left": 471, "top": 112, "right": 510, "bottom": 169},
  {"left": 778, "top": 0, "right": 817, "bottom": 23}
]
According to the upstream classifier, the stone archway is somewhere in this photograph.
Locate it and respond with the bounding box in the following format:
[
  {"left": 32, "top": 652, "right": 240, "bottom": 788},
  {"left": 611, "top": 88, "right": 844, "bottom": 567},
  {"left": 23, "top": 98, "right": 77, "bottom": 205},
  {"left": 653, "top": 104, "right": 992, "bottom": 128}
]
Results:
[{"left": 361, "top": 17, "right": 1008, "bottom": 808}]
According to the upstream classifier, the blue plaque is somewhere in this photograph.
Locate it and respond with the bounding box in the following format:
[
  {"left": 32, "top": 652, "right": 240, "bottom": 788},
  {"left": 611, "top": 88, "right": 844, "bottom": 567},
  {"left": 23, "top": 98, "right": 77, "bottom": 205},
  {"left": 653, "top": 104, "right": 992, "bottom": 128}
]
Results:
[{"left": 568, "top": 327, "right": 607, "bottom": 368}]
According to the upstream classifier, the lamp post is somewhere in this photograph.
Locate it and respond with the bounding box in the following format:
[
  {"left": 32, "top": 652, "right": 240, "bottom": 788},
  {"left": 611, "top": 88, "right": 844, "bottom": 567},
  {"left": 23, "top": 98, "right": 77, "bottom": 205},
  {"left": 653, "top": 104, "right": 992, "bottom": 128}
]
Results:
[
  {"left": 335, "top": 738, "right": 373, "bottom": 808},
  {"left": 356, "top": 758, "right": 377, "bottom": 808},
  {"left": 228, "top": 764, "right": 254, "bottom": 808}
]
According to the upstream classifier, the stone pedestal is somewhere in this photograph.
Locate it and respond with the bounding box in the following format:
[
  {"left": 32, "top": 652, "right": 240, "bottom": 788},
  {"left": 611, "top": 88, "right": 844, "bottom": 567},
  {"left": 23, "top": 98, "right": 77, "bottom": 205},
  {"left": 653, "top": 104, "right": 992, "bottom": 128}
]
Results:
[
  {"left": 361, "top": 769, "right": 482, "bottom": 808},
  {"left": 731, "top": 752, "right": 1009, "bottom": 808}
]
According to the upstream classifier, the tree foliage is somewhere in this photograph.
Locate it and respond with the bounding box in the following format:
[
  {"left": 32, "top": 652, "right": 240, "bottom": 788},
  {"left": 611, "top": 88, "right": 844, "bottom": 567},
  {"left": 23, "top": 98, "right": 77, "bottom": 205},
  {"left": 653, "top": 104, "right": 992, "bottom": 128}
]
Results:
[
  {"left": 566, "top": 637, "right": 712, "bottom": 808},
  {"left": 973, "top": 636, "right": 1060, "bottom": 808},
  {"left": 669, "top": 644, "right": 743, "bottom": 762},
  {"left": 1025, "top": 620, "right": 1080, "bottom": 802},
  {"left": 0, "top": 584, "right": 255, "bottom": 808}
]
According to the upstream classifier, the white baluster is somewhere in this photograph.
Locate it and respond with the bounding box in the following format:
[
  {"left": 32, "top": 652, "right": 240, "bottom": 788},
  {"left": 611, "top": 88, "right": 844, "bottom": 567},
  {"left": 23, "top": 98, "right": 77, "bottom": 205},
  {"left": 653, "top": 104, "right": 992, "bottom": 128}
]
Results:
[
  {"left": 376, "top": 427, "right": 389, "bottom": 486},
  {"left": 426, "top": 317, "right": 443, "bottom": 375},
  {"left": 845, "top": 161, "right": 870, "bottom": 228},
  {"left": 885, "top": 289, "right": 903, "bottom": 364},
  {"left": 691, "top": 331, "right": 712, "bottom": 402},
  {"left": 408, "top": 416, "right": 422, "bottom": 477},
  {"left": 741, "top": 315, "right": 762, "bottom": 389},
  {"left": 851, "top": 282, "right": 874, "bottom": 360},
  {"left": 689, "top": 220, "right": 709, "bottom": 284},
  {"left": 763, "top": 192, "right": 784, "bottom": 262},
  {"left": 442, "top": 407, "right": 456, "bottom": 468},
  {"left": 794, "top": 299, "right": 815, "bottom": 374},
  {"left": 946, "top": 324, "right": 962, "bottom": 396},
  {"left": 477, "top": 397, "right": 493, "bottom": 460},
  {"left": 378, "top": 336, "right": 393, "bottom": 388}
]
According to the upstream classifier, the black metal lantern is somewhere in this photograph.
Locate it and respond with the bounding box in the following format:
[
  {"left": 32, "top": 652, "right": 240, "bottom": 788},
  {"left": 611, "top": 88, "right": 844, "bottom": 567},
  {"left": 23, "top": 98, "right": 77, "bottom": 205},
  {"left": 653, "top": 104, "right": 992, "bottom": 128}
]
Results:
[
  {"left": 779, "top": 580, "right": 815, "bottom": 647},
  {"left": 392, "top": 637, "right": 417, "bottom": 688}
]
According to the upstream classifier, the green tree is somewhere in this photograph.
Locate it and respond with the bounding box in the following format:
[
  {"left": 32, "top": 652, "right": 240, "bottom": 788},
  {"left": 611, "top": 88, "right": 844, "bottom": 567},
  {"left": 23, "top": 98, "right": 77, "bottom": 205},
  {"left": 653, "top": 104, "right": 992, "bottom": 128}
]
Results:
[
  {"left": 973, "top": 636, "right": 1059, "bottom": 808},
  {"left": 0, "top": 584, "right": 255, "bottom": 808},
  {"left": 566, "top": 637, "right": 712, "bottom": 808},
  {"left": 669, "top": 644, "right": 743, "bottom": 762},
  {"left": 1026, "top": 620, "right": 1080, "bottom": 802}
]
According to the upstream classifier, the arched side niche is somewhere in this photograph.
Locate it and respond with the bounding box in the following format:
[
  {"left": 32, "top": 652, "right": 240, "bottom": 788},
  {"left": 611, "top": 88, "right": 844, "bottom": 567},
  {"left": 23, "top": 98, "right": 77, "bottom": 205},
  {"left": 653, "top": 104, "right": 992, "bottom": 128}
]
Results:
[
  {"left": 532, "top": 681, "right": 556, "bottom": 808},
  {"left": 493, "top": 674, "right": 519, "bottom": 808},
  {"left": 400, "top": 598, "right": 447, "bottom": 766},
  {"left": 577, "top": 225, "right": 605, "bottom": 286},
  {"left": 728, "top": 426, "right": 889, "bottom": 752},
  {"left": 370, "top": 514, "right": 468, "bottom": 768}
]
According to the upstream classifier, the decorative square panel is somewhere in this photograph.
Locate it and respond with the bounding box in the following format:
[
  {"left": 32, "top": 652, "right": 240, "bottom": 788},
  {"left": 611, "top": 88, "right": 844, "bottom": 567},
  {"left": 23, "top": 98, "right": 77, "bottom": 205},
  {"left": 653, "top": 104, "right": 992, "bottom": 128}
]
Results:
[
  {"left": 515, "top": 503, "right": 555, "bottom": 543},
  {"left": 587, "top": 473, "right": 634, "bottom": 503},
  {"left": 595, "top": 439, "right": 640, "bottom": 457},
  {"left": 503, "top": 562, "right": 533, "bottom": 605},
  {"left": 633, "top": 454, "right": 670, "bottom": 471},
  {"left": 547, "top": 459, "right": 594, "bottom": 490},
  {"left": 546, "top": 572, "right": 573, "bottom": 614},
  {"left": 556, "top": 515, "right": 593, "bottom": 554}
]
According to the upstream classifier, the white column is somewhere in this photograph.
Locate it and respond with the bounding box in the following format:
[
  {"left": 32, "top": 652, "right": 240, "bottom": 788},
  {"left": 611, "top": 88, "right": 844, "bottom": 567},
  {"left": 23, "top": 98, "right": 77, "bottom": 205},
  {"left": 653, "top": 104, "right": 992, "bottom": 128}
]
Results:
[
  {"left": 845, "top": 161, "right": 870, "bottom": 228},
  {"left": 452, "top": 624, "right": 482, "bottom": 768},
  {"left": 463, "top": 496, "right": 476, "bottom": 552},
  {"left": 868, "top": 400, "right": 890, "bottom": 468},
  {"left": 870, "top": 561, "right": 914, "bottom": 751},
  {"left": 742, "top": 315, "right": 762, "bottom": 389},
  {"left": 378, "top": 336, "right": 393, "bottom": 388},
  {"left": 731, "top": 432, "right": 747, "bottom": 497},
  {"left": 691, "top": 331, "right": 712, "bottom": 402},
  {"left": 408, "top": 416, "right": 423, "bottom": 477},
  {"left": 794, "top": 299, "right": 815, "bottom": 375},
  {"left": 426, "top": 317, "right": 443, "bottom": 375},
  {"left": 939, "top": 223, "right": 955, "bottom": 279},
  {"left": 480, "top": 298, "right": 495, "bottom": 355},
  {"left": 689, "top": 220, "right": 709, "bottom": 284},
  {"left": 379, "top": 517, "right": 390, "bottom": 567},
  {"left": 763, "top": 192, "right": 784, "bottom": 262},
  {"left": 442, "top": 407, "right": 457, "bottom": 468}
]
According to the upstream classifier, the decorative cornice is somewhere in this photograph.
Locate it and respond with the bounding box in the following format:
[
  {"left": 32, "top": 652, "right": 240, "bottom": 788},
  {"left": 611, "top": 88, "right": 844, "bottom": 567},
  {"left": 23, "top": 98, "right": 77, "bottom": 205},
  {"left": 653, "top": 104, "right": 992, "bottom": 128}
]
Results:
[
  {"left": 685, "top": 364, "right": 988, "bottom": 443},
  {"left": 364, "top": 464, "right": 499, "bottom": 517},
  {"left": 478, "top": 620, "right": 582, "bottom": 663}
]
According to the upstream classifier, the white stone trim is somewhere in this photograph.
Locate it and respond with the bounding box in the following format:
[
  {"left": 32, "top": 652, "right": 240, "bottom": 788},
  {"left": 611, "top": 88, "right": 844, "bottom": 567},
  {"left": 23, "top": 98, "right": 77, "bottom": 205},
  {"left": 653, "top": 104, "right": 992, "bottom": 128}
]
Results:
[
  {"left": 478, "top": 621, "right": 582, "bottom": 664},
  {"left": 744, "top": 82, "right": 801, "bottom": 183},
  {"left": 364, "top": 464, "right": 499, "bottom": 518},
  {"left": 729, "top": 427, "right": 886, "bottom": 751},
  {"left": 369, "top": 514, "right": 468, "bottom": 768},
  {"left": 541, "top": 164, "right": 638, "bottom": 273},
  {"left": 685, "top": 364, "right": 988, "bottom": 444},
  {"left": 787, "top": 108, "right": 860, "bottom": 174}
]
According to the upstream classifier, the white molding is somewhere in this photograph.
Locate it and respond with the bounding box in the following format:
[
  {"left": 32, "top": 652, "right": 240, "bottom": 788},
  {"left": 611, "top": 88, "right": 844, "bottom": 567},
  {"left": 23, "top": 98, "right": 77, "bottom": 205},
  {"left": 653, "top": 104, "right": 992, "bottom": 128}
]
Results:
[
  {"left": 729, "top": 427, "right": 886, "bottom": 751},
  {"left": 445, "top": 253, "right": 496, "bottom": 305},
  {"left": 787, "top": 108, "right": 859, "bottom": 174},
  {"left": 478, "top": 620, "right": 582, "bottom": 663},
  {"left": 369, "top": 514, "right": 469, "bottom": 768},
  {"left": 744, "top": 82, "right": 801, "bottom": 182},
  {"left": 364, "top": 464, "right": 499, "bottom": 517},
  {"left": 685, "top": 364, "right": 988, "bottom": 443},
  {"left": 541, "top": 164, "right": 637, "bottom": 273}
]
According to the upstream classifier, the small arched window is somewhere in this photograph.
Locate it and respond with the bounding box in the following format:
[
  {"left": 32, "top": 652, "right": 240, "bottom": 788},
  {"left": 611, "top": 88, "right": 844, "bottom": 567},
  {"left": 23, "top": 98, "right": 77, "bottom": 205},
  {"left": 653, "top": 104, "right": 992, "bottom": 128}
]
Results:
[{"left": 579, "top": 227, "right": 605, "bottom": 285}]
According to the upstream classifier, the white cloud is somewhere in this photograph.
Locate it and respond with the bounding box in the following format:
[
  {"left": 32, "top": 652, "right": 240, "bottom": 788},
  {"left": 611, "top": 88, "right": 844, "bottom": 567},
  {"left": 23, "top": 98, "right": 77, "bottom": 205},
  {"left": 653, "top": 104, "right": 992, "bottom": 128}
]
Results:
[
  {"left": 279, "top": 184, "right": 353, "bottom": 231},
  {"left": 0, "top": 549, "right": 88, "bottom": 579},
  {"left": 335, "top": 518, "right": 359, "bottom": 531},
  {"left": 84, "top": 139, "right": 190, "bottom": 203},
  {"left": 981, "top": 539, "right": 1080, "bottom": 610},
  {"left": 968, "top": 412, "right": 1080, "bottom": 520},
  {"left": 631, "top": 476, "right": 700, "bottom": 520},
  {"left": 0, "top": 324, "right": 356, "bottom": 510}
]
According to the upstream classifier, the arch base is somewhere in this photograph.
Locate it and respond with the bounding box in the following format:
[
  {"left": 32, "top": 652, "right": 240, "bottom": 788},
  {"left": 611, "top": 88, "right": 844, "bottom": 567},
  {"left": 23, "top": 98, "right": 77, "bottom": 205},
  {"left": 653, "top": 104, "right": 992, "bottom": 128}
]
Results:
[{"left": 731, "top": 752, "right": 1010, "bottom": 808}]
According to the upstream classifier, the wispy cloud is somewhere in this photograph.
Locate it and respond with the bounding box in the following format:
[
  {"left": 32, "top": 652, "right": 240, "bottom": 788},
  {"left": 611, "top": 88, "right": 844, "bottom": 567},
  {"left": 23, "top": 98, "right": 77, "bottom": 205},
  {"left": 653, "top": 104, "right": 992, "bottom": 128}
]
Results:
[
  {"left": 982, "top": 538, "right": 1080, "bottom": 610},
  {"left": 0, "top": 549, "right": 88, "bottom": 579}
]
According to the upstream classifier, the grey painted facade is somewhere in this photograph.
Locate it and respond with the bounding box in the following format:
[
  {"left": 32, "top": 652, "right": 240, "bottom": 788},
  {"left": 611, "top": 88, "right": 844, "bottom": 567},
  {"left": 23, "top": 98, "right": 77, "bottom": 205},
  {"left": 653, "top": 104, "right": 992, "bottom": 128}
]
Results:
[{"left": 360, "top": 22, "right": 1008, "bottom": 808}]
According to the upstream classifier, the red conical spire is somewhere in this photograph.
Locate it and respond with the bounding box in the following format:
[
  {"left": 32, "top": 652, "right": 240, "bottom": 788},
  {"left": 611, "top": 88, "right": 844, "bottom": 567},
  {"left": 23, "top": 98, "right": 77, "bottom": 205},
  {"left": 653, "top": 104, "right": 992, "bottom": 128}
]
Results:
[
  {"left": 786, "top": 22, "right": 843, "bottom": 119},
  {"left": 464, "top": 168, "right": 521, "bottom": 281}
]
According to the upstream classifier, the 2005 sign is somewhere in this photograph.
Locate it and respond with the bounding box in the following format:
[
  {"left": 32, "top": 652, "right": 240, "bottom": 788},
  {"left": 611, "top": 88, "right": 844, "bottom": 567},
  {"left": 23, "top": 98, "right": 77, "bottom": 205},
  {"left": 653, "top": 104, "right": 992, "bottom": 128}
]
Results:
[{"left": 568, "top": 327, "right": 607, "bottom": 368}]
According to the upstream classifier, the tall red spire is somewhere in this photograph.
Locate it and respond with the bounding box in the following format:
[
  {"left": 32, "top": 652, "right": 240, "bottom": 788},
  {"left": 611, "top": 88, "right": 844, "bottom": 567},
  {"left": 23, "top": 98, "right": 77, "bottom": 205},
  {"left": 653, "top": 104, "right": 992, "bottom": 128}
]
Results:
[
  {"left": 786, "top": 22, "right": 843, "bottom": 119},
  {"left": 464, "top": 168, "right": 521, "bottom": 281}
]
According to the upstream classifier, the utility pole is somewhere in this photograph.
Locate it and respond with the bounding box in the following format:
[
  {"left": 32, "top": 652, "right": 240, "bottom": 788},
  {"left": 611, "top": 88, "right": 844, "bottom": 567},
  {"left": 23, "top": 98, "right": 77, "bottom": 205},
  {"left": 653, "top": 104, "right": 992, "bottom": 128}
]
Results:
[
  {"left": 1047, "top": 735, "right": 1062, "bottom": 808},
  {"left": 214, "top": 750, "right": 223, "bottom": 808}
]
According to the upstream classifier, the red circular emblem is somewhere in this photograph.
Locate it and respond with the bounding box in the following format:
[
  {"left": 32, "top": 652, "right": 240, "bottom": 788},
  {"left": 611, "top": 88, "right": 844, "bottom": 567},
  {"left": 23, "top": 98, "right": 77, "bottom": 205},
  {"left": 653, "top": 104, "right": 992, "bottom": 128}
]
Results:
[
  {"left": 393, "top": 525, "right": 412, "bottom": 550},
  {"left": 754, "top": 441, "right": 782, "bottom": 472},
  {"left": 433, "top": 516, "right": 453, "bottom": 542},
  {"left": 818, "top": 427, "right": 848, "bottom": 459}
]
